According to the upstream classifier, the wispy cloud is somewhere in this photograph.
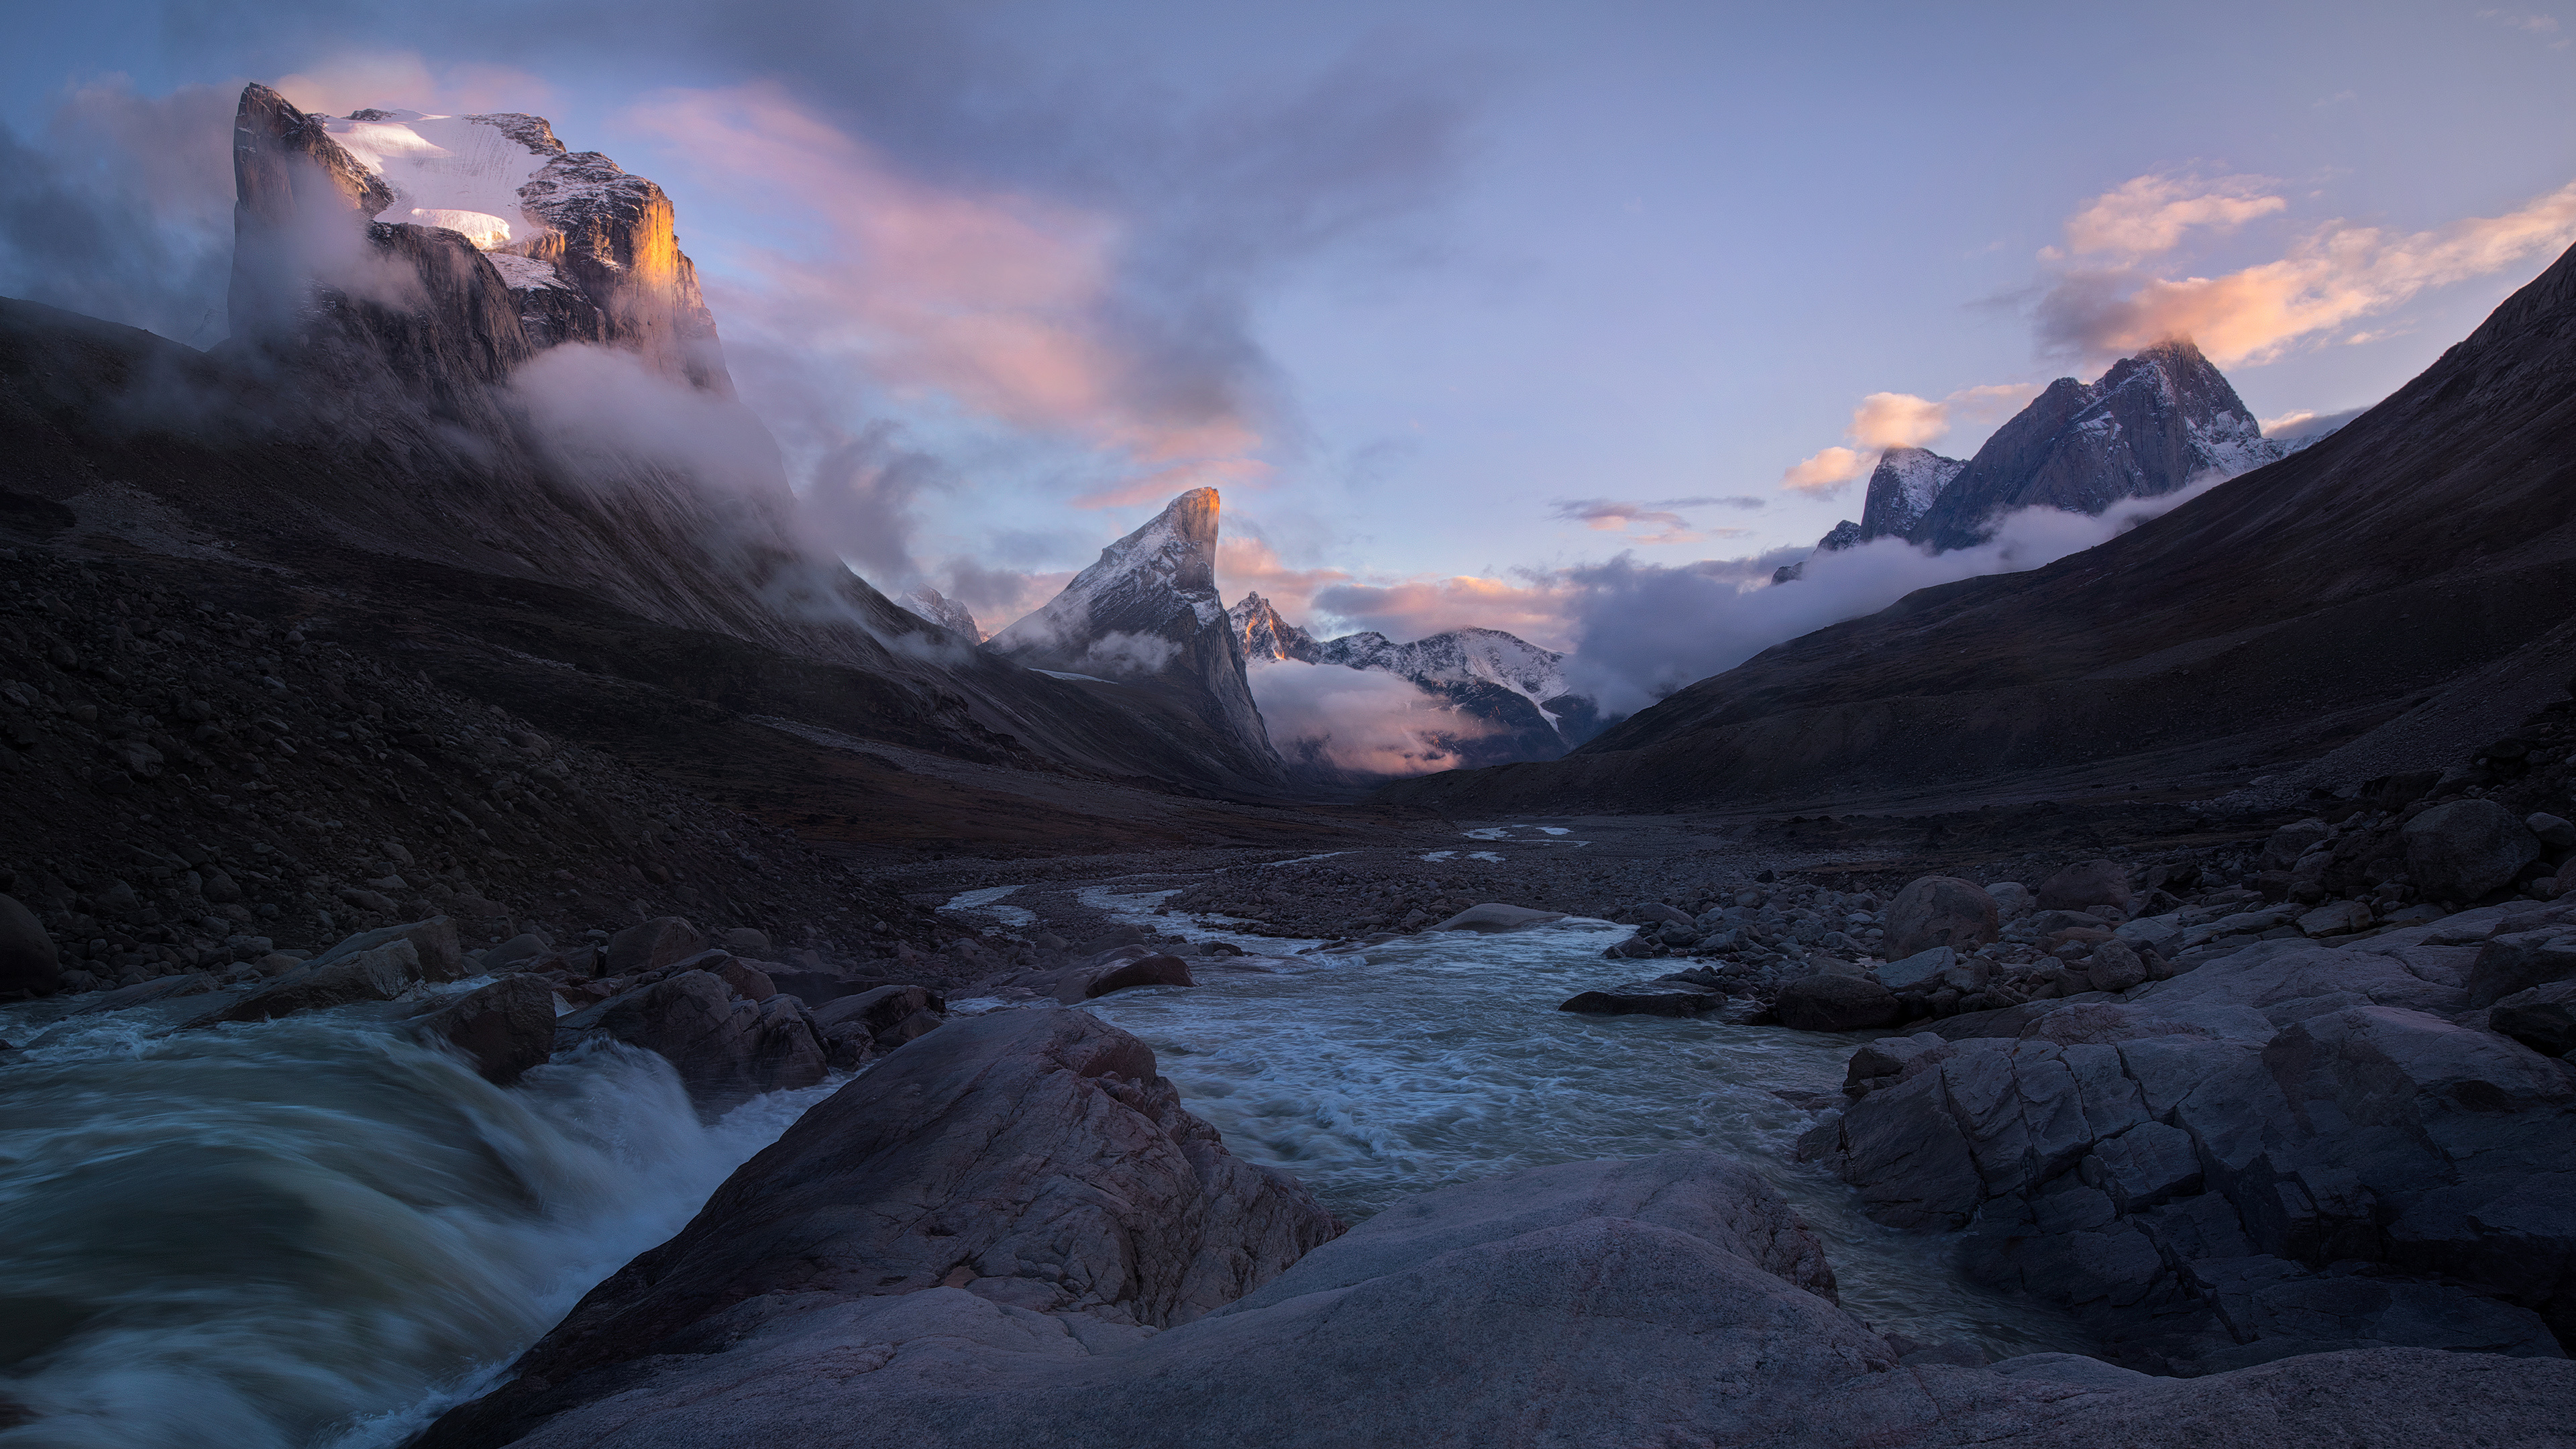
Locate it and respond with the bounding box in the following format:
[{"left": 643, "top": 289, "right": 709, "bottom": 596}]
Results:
[
  {"left": 2035, "top": 178, "right": 2576, "bottom": 364},
  {"left": 2477, "top": 8, "right": 2567, "bottom": 44},
  {"left": 1547, "top": 495, "right": 1754, "bottom": 545},
  {"left": 2047, "top": 173, "right": 2286, "bottom": 260}
]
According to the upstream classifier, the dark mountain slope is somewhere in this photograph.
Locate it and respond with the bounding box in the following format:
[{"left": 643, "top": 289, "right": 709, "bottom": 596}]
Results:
[{"left": 1384, "top": 241, "right": 2576, "bottom": 816}]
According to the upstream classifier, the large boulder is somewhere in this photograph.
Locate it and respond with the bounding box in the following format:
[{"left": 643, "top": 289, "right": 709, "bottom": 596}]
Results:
[
  {"left": 2036, "top": 859, "right": 2134, "bottom": 916},
  {"left": 604, "top": 915, "right": 710, "bottom": 975},
  {"left": 2403, "top": 799, "right": 2542, "bottom": 902},
  {"left": 811, "top": 983, "right": 945, "bottom": 1067},
  {"left": 416, "top": 1007, "right": 1339, "bottom": 1449},
  {"left": 0, "top": 893, "right": 61, "bottom": 998},
  {"left": 303, "top": 916, "right": 467, "bottom": 982},
  {"left": 412, "top": 1135, "right": 2576, "bottom": 1449},
  {"left": 416, "top": 975, "right": 559, "bottom": 1084},
  {"left": 1432, "top": 902, "right": 1568, "bottom": 932},
  {"left": 1000, "top": 951, "right": 1196, "bottom": 1005},
  {"left": 1774, "top": 973, "right": 1899, "bottom": 1031},
  {"left": 1882, "top": 876, "right": 2000, "bottom": 957},
  {"left": 561, "top": 969, "right": 826, "bottom": 1109}
]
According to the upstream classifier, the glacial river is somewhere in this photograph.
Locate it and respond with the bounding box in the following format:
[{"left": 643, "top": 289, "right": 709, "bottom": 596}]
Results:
[
  {"left": 0, "top": 892, "right": 2084, "bottom": 1446},
  {"left": 1051, "top": 885, "right": 2088, "bottom": 1358}
]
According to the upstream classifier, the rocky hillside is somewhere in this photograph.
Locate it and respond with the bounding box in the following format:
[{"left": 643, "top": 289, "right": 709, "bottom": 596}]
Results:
[{"left": 1385, "top": 241, "right": 2576, "bottom": 817}]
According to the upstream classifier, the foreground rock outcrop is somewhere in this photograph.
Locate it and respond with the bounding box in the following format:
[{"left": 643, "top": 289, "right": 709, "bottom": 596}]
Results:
[
  {"left": 1811, "top": 899, "right": 2576, "bottom": 1373},
  {"left": 416, "top": 1004, "right": 2576, "bottom": 1449}
]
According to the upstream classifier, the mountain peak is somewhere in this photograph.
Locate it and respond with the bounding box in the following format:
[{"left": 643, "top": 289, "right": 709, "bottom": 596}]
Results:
[
  {"left": 991, "top": 490, "right": 1279, "bottom": 777},
  {"left": 1906, "top": 339, "right": 2282, "bottom": 551},
  {"left": 1229, "top": 592, "right": 1321, "bottom": 663}
]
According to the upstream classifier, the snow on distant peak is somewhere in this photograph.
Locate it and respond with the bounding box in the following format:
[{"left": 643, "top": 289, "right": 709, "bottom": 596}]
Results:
[{"left": 322, "top": 111, "right": 553, "bottom": 251}]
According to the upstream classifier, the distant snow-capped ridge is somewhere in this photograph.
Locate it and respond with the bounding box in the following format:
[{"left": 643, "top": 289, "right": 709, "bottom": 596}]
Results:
[{"left": 1227, "top": 593, "right": 1604, "bottom": 754}]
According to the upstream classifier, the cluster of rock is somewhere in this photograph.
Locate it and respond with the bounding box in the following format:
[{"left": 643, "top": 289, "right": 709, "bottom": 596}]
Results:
[
  {"left": 1802, "top": 891, "right": 2576, "bottom": 1374},
  {"left": 403, "top": 1006, "right": 2573, "bottom": 1448}
]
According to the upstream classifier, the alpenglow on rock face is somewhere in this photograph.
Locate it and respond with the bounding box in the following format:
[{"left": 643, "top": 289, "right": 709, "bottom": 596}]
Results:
[
  {"left": 991, "top": 489, "right": 1279, "bottom": 778},
  {"left": 227, "top": 84, "right": 730, "bottom": 395}
]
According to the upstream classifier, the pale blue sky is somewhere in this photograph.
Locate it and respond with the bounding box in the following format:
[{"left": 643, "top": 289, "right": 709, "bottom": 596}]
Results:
[{"left": 7, "top": 1, "right": 2573, "bottom": 645}]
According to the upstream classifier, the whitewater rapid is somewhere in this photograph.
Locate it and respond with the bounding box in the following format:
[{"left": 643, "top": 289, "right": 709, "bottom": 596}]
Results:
[
  {"left": 0, "top": 990, "right": 837, "bottom": 1449},
  {"left": 1063, "top": 888, "right": 2089, "bottom": 1359}
]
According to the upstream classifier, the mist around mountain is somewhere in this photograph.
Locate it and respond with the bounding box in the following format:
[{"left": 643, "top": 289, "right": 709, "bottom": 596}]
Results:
[{"left": 1224, "top": 592, "right": 1608, "bottom": 777}]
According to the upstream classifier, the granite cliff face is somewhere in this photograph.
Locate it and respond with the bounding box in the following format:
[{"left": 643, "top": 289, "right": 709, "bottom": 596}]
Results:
[
  {"left": 229, "top": 86, "right": 729, "bottom": 397},
  {"left": 990, "top": 490, "right": 1283, "bottom": 785},
  {"left": 1827, "top": 446, "right": 1966, "bottom": 551},
  {"left": 1909, "top": 340, "right": 2282, "bottom": 552}
]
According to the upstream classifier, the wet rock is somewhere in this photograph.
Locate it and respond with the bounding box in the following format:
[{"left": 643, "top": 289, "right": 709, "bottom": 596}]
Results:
[
  {"left": 604, "top": 915, "right": 710, "bottom": 975},
  {"left": 70, "top": 970, "right": 219, "bottom": 1014},
  {"left": 305, "top": 916, "right": 467, "bottom": 983},
  {"left": 1882, "top": 876, "right": 2000, "bottom": 957},
  {"left": 417, "top": 975, "right": 557, "bottom": 1084},
  {"left": 195, "top": 938, "right": 423, "bottom": 1024},
  {"left": 1433, "top": 902, "right": 1570, "bottom": 932},
  {"left": 0, "top": 892, "right": 62, "bottom": 998},
  {"left": 2403, "top": 799, "right": 2541, "bottom": 902},
  {"left": 1002, "top": 951, "right": 1197, "bottom": 1005},
  {"left": 1557, "top": 981, "right": 1725, "bottom": 1016},
  {"left": 417, "top": 1008, "right": 1338, "bottom": 1449},
  {"left": 2037, "top": 859, "right": 2134, "bottom": 916},
  {"left": 1774, "top": 973, "right": 1899, "bottom": 1032},
  {"left": 563, "top": 969, "right": 826, "bottom": 1109},
  {"left": 810, "top": 983, "right": 945, "bottom": 1067}
]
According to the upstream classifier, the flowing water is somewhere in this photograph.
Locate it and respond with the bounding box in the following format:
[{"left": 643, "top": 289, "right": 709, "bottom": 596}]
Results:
[
  {"left": 0, "top": 990, "right": 838, "bottom": 1449},
  {"left": 0, "top": 885, "right": 2083, "bottom": 1449},
  {"left": 1057, "top": 886, "right": 2089, "bottom": 1358}
]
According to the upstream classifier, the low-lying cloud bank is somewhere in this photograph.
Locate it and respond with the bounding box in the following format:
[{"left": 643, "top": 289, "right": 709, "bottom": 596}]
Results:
[
  {"left": 1246, "top": 658, "right": 1495, "bottom": 776},
  {"left": 1556, "top": 481, "right": 2231, "bottom": 714}
]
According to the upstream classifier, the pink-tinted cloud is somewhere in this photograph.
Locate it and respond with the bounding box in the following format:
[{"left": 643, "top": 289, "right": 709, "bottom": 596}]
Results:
[
  {"left": 2055, "top": 174, "right": 2286, "bottom": 258},
  {"left": 1215, "top": 535, "right": 1350, "bottom": 619},
  {"left": 1781, "top": 445, "right": 1869, "bottom": 493},
  {"left": 1780, "top": 380, "right": 2037, "bottom": 494},
  {"left": 1547, "top": 496, "right": 1752, "bottom": 546},
  {"left": 2039, "top": 178, "right": 2576, "bottom": 364},
  {"left": 1310, "top": 574, "right": 1577, "bottom": 650},
  {"left": 625, "top": 83, "right": 1269, "bottom": 511}
]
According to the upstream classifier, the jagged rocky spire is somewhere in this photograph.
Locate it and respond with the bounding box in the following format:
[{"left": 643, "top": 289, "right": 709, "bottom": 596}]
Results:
[{"left": 991, "top": 490, "right": 1279, "bottom": 775}]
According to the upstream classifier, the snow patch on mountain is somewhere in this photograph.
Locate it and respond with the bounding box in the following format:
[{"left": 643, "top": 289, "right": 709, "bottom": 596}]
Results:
[{"left": 322, "top": 110, "right": 551, "bottom": 249}]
